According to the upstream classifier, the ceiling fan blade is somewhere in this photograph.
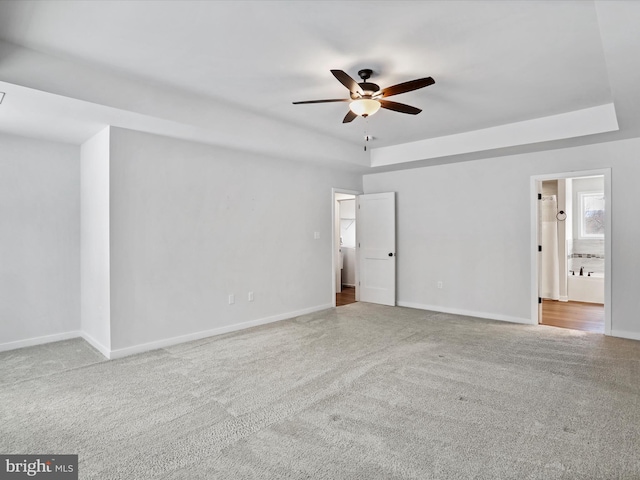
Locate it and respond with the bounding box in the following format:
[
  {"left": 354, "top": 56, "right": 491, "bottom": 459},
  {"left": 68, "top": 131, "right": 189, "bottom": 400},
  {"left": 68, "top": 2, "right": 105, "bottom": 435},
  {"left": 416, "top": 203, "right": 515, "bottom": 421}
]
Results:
[
  {"left": 292, "top": 99, "right": 350, "bottom": 104},
  {"left": 342, "top": 110, "right": 357, "bottom": 123},
  {"left": 331, "top": 70, "right": 364, "bottom": 96},
  {"left": 379, "top": 99, "right": 422, "bottom": 115},
  {"left": 380, "top": 77, "right": 435, "bottom": 98}
]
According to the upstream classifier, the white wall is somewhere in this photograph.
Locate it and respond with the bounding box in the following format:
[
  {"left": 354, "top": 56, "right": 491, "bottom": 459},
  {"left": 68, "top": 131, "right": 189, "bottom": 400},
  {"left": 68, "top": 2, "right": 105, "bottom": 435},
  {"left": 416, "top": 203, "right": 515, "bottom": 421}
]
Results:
[
  {"left": 80, "top": 127, "right": 111, "bottom": 354},
  {"left": 107, "top": 127, "right": 361, "bottom": 354},
  {"left": 342, "top": 248, "right": 356, "bottom": 287},
  {"left": 339, "top": 199, "right": 356, "bottom": 248},
  {"left": 364, "top": 137, "right": 640, "bottom": 339},
  {"left": 0, "top": 133, "right": 80, "bottom": 349}
]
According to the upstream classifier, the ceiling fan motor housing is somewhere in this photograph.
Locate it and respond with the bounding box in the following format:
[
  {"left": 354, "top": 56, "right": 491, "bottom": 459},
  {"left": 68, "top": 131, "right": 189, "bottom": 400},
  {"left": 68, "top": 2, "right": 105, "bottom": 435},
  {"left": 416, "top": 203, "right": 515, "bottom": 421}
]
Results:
[
  {"left": 358, "top": 82, "right": 380, "bottom": 96},
  {"left": 356, "top": 69, "right": 380, "bottom": 97}
]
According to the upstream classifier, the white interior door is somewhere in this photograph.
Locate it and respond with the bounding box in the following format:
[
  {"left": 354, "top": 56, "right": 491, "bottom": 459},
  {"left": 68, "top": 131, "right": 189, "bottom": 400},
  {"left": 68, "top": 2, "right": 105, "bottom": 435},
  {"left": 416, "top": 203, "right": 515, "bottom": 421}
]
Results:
[{"left": 357, "top": 192, "right": 396, "bottom": 306}]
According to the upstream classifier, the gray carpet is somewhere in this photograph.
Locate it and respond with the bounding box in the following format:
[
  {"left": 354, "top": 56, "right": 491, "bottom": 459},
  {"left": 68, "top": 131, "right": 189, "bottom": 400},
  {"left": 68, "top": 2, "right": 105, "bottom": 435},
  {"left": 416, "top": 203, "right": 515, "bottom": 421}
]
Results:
[{"left": 1, "top": 303, "right": 640, "bottom": 479}]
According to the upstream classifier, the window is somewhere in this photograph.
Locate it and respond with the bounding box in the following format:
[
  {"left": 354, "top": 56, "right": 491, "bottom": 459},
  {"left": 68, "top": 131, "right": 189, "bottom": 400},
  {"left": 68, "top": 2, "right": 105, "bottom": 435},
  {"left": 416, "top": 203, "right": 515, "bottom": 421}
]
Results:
[{"left": 579, "top": 192, "right": 605, "bottom": 238}]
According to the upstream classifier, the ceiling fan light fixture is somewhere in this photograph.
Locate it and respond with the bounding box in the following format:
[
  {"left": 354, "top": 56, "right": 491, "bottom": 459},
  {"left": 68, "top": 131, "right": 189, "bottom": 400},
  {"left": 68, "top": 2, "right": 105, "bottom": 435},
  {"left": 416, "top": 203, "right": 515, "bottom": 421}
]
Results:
[{"left": 349, "top": 98, "right": 381, "bottom": 117}]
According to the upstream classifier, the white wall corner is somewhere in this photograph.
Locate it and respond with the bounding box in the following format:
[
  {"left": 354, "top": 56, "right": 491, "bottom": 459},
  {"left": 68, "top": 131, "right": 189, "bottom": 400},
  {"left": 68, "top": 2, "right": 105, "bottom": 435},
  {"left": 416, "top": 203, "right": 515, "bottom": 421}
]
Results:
[
  {"left": 80, "top": 126, "right": 112, "bottom": 351},
  {"left": 80, "top": 331, "right": 111, "bottom": 359}
]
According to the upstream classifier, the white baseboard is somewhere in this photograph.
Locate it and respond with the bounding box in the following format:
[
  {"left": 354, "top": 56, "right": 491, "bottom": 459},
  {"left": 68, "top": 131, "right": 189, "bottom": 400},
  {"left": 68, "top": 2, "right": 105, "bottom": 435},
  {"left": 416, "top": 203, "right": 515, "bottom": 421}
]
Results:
[
  {"left": 80, "top": 331, "right": 111, "bottom": 359},
  {"left": 559, "top": 296, "right": 569, "bottom": 302},
  {"left": 610, "top": 329, "right": 640, "bottom": 342},
  {"left": 108, "top": 303, "right": 333, "bottom": 359},
  {"left": 397, "top": 301, "right": 533, "bottom": 325},
  {"left": 0, "top": 330, "right": 81, "bottom": 353}
]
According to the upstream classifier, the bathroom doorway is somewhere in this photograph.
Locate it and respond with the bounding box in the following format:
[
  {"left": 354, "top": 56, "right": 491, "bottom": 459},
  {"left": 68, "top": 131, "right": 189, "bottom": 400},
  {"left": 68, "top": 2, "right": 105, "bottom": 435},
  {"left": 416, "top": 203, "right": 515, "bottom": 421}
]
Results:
[
  {"left": 333, "top": 189, "right": 359, "bottom": 307},
  {"left": 532, "top": 170, "right": 610, "bottom": 334}
]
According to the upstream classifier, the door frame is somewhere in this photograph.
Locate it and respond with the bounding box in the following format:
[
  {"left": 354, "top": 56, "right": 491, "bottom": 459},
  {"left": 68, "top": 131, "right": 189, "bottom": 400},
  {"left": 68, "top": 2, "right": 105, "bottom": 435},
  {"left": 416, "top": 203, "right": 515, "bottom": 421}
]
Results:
[
  {"left": 530, "top": 169, "right": 611, "bottom": 334},
  {"left": 331, "top": 188, "right": 362, "bottom": 307}
]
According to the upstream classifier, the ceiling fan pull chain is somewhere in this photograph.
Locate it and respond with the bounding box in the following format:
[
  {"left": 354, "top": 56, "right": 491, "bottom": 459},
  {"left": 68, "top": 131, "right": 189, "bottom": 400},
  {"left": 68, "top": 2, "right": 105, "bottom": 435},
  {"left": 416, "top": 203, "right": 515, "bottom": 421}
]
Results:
[{"left": 364, "top": 119, "right": 369, "bottom": 152}]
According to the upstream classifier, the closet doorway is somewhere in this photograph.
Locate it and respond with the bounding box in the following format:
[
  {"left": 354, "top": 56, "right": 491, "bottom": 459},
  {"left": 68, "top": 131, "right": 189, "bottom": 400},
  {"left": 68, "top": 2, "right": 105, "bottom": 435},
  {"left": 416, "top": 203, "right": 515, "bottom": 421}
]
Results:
[{"left": 333, "top": 189, "right": 359, "bottom": 307}]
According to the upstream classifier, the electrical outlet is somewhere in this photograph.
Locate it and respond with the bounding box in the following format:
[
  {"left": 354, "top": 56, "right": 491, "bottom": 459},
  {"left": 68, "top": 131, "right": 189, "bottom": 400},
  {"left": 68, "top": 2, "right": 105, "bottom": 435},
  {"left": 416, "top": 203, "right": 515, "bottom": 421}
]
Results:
[
  {"left": 437, "top": 281, "right": 443, "bottom": 289},
  {"left": 248, "top": 291, "right": 254, "bottom": 302},
  {"left": 314, "top": 231, "right": 320, "bottom": 240},
  {"left": 228, "top": 294, "right": 235, "bottom": 305}
]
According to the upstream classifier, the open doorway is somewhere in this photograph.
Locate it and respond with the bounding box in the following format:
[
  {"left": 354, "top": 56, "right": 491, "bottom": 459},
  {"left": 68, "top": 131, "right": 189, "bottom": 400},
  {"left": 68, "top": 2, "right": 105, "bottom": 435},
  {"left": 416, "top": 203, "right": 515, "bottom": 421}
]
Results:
[
  {"left": 334, "top": 192, "right": 357, "bottom": 306},
  {"left": 532, "top": 170, "right": 611, "bottom": 334},
  {"left": 332, "top": 188, "right": 397, "bottom": 308}
]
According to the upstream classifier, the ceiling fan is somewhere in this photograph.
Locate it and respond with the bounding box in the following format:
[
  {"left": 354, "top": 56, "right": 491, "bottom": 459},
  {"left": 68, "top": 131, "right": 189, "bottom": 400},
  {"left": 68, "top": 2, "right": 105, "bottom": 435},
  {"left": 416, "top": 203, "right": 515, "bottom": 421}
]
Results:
[{"left": 293, "top": 69, "right": 435, "bottom": 123}]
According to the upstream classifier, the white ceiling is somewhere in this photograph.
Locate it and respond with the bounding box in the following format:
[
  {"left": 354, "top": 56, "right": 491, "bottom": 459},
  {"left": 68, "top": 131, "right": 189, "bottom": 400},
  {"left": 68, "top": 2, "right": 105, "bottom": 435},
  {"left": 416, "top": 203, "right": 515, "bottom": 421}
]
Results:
[{"left": 0, "top": 0, "right": 638, "bottom": 170}]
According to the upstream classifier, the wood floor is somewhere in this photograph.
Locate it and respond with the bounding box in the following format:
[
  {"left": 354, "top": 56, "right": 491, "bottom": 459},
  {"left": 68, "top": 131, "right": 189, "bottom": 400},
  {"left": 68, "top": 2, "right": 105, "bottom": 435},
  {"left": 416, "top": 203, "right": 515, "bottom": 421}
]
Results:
[
  {"left": 541, "top": 299, "right": 604, "bottom": 333},
  {"left": 336, "top": 286, "right": 356, "bottom": 306}
]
